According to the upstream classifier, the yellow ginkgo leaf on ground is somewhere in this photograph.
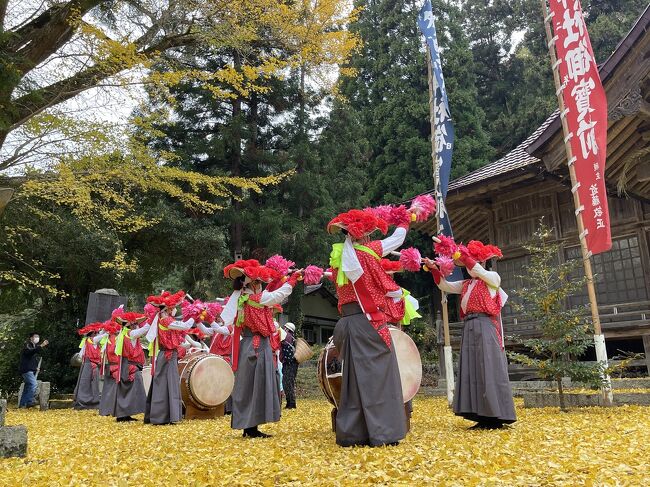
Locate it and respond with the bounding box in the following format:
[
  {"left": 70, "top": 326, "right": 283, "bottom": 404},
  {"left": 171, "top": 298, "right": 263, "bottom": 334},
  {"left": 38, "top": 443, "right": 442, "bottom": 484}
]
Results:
[{"left": 2, "top": 397, "right": 649, "bottom": 486}]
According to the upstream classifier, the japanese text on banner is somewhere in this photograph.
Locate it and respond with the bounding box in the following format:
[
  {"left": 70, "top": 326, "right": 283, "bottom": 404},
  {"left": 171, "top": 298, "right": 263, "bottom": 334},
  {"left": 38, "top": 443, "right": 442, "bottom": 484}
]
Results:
[{"left": 550, "top": 0, "right": 611, "bottom": 254}]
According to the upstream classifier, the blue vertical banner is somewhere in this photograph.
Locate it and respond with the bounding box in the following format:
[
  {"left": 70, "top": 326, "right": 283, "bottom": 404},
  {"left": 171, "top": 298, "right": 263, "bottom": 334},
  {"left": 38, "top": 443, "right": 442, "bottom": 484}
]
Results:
[{"left": 417, "top": 0, "right": 462, "bottom": 281}]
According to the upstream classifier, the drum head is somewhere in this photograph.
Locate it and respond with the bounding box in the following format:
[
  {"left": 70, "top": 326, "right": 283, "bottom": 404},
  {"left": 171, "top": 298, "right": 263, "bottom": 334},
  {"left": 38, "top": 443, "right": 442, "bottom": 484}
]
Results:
[
  {"left": 142, "top": 365, "right": 152, "bottom": 395},
  {"left": 317, "top": 338, "right": 342, "bottom": 407},
  {"left": 389, "top": 327, "right": 422, "bottom": 402},
  {"left": 188, "top": 354, "right": 234, "bottom": 407}
]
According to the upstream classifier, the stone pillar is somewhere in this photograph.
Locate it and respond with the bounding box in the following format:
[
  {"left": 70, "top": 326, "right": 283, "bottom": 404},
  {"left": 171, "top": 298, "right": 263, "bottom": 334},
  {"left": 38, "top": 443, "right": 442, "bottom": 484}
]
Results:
[
  {"left": 0, "top": 399, "right": 6, "bottom": 426},
  {"left": 0, "top": 399, "right": 28, "bottom": 458},
  {"left": 84, "top": 289, "right": 127, "bottom": 324},
  {"left": 39, "top": 382, "right": 50, "bottom": 411}
]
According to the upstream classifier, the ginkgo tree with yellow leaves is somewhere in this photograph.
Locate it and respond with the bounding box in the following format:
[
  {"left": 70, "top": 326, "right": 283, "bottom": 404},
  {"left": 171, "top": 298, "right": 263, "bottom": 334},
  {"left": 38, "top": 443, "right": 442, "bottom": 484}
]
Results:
[
  {"left": 0, "top": 0, "right": 358, "bottom": 170},
  {"left": 0, "top": 0, "right": 358, "bottom": 294},
  {"left": 507, "top": 223, "right": 610, "bottom": 411}
]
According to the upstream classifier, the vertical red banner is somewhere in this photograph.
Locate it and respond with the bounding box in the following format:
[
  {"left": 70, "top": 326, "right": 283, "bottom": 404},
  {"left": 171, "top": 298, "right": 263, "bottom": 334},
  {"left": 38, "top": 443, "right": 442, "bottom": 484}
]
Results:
[{"left": 549, "top": 0, "right": 611, "bottom": 254}]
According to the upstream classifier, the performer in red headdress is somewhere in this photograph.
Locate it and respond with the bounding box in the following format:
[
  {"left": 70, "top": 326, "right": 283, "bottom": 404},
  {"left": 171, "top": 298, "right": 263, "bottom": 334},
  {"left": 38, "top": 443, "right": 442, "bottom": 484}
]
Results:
[
  {"left": 72, "top": 322, "right": 102, "bottom": 410},
  {"left": 425, "top": 239, "right": 516, "bottom": 428},
  {"left": 221, "top": 259, "right": 301, "bottom": 438},
  {"left": 143, "top": 290, "right": 194, "bottom": 425},
  {"left": 98, "top": 318, "right": 122, "bottom": 417},
  {"left": 326, "top": 207, "right": 413, "bottom": 447},
  {"left": 111, "top": 310, "right": 149, "bottom": 422}
]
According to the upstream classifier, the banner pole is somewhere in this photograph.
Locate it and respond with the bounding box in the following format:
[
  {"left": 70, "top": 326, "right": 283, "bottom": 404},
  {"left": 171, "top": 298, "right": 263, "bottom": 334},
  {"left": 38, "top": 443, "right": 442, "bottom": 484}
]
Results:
[
  {"left": 426, "top": 45, "right": 455, "bottom": 407},
  {"left": 540, "top": 0, "right": 613, "bottom": 405}
]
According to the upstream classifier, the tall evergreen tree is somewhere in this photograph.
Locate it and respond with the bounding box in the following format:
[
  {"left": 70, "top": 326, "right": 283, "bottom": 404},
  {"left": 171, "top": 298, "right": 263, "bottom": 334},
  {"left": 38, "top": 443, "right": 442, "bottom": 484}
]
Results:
[{"left": 339, "top": 0, "right": 493, "bottom": 203}]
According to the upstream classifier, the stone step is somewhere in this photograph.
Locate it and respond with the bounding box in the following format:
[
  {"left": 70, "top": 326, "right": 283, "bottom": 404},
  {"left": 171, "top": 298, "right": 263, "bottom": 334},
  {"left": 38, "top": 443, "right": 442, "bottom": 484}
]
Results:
[
  {"left": 522, "top": 391, "right": 650, "bottom": 408},
  {"left": 48, "top": 400, "right": 74, "bottom": 410},
  {"left": 50, "top": 394, "right": 75, "bottom": 401}
]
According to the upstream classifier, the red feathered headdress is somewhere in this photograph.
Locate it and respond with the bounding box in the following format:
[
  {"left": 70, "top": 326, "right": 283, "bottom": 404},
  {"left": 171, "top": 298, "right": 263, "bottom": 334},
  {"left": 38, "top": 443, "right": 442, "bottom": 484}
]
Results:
[
  {"left": 102, "top": 320, "right": 122, "bottom": 335},
  {"left": 327, "top": 209, "right": 388, "bottom": 239},
  {"left": 77, "top": 322, "right": 103, "bottom": 336},
  {"left": 114, "top": 311, "right": 147, "bottom": 326},
  {"left": 146, "top": 290, "right": 186, "bottom": 309},
  {"left": 467, "top": 240, "right": 503, "bottom": 262},
  {"left": 223, "top": 259, "right": 279, "bottom": 283}
]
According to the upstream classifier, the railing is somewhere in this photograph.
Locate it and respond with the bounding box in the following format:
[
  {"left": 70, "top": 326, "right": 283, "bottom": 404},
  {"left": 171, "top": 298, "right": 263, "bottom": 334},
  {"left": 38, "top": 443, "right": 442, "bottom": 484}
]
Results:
[{"left": 445, "top": 300, "right": 650, "bottom": 345}]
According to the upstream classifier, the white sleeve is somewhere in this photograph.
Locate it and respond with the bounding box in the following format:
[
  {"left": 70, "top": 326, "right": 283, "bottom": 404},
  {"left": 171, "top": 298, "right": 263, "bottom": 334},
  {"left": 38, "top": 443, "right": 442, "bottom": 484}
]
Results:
[
  {"left": 197, "top": 322, "right": 214, "bottom": 336},
  {"left": 386, "top": 289, "right": 403, "bottom": 299},
  {"left": 184, "top": 336, "right": 202, "bottom": 348},
  {"left": 379, "top": 226, "right": 408, "bottom": 256},
  {"left": 93, "top": 332, "right": 107, "bottom": 345},
  {"left": 210, "top": 322, "right": 231, "bottom": 336},
  {"left": 168, "top": 317, "right": 195, "bottom": 331},
  {"left": 128, "top": 324, "right": 150, "bottom": 339},
  {"left": 437, "top": 278, "right": 464, "bottom": 294},
  {"left": 468, "top": 263, "right": 501, "bottom": 289},
  {"left": 259, "top": 283, "right": 294, "bottom": 306}
]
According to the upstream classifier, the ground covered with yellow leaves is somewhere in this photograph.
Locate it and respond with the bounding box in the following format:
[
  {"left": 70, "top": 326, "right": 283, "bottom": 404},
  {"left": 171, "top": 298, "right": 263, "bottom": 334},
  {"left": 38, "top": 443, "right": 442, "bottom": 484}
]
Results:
[{"left": 2, "top": 397, "right": 649, "bottom": 486}]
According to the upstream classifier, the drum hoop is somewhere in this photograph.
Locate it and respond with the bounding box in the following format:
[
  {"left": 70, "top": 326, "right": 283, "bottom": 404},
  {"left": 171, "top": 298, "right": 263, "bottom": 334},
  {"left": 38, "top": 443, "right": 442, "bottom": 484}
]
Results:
[
  {"left": 324, "top": 340, "right": 339, "bottom": 409},
  {"left": 388, "top": 327, "right": 422, "bottom": 402}
]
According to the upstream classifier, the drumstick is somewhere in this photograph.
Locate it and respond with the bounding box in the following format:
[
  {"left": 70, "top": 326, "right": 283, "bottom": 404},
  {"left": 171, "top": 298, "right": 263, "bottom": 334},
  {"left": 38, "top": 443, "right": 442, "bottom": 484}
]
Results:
[{"left": 432, "top": 236, "right": 441, "bottom": 243}]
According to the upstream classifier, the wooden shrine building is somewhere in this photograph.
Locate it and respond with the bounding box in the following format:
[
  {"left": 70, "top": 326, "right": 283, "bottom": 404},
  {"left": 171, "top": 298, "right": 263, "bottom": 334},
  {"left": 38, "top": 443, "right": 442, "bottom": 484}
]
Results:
[{"left": 414, "top": 6, "right": 650, "bottom": 375}]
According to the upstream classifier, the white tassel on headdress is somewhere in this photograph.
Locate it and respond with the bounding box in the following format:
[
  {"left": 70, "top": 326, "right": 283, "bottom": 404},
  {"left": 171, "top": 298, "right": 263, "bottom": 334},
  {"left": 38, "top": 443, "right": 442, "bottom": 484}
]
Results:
[{"left": 342, "top": 236, "right": 364, "bottom": 283}]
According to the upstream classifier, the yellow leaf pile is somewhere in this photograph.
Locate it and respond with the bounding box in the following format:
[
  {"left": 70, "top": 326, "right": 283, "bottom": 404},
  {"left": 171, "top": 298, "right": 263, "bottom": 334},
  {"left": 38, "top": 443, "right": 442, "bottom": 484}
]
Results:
[{"left": 2, "top": 397, "right": 649, "bottom": 486}]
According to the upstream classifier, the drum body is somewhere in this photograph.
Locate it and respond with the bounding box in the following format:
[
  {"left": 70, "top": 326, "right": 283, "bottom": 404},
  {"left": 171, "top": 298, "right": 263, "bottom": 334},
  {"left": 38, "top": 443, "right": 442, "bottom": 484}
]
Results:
[
  {"left": 316, "top": 328, "right": 422, "bottom": 405},
  {"left": 178, "top": 352, "right": 234, "bottom": 411},
  {"left": 70, "top": 352, "right": 83, "bottom": 368}
]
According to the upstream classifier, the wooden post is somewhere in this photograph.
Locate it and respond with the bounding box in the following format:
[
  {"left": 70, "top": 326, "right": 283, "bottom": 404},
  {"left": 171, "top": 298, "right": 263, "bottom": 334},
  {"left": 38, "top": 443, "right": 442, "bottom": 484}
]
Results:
[
  {"left": 540, "top": 0, "right": 613, "bottom": 405},
  {"left": 426, "top": 46, "right": 455, "bottom": 406},
  {"left": 643, "top": 335, "right": 650, "bottom": 378}
]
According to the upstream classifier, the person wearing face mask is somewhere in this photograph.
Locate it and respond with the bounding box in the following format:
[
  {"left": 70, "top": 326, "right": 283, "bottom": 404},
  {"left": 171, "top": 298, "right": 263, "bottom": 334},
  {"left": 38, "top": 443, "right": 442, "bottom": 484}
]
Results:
[
  {"left": 221, "top": 259, "right": 302, "bottom": 438},
  {"left": 19, "top": 332, "right": 49, "bottom": 408}
]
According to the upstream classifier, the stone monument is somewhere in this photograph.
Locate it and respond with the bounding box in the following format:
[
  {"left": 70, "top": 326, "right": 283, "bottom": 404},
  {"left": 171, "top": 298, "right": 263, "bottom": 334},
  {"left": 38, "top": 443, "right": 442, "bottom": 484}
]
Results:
[{"left": 0, "top": 399, "right": 28, "bottom": 458}]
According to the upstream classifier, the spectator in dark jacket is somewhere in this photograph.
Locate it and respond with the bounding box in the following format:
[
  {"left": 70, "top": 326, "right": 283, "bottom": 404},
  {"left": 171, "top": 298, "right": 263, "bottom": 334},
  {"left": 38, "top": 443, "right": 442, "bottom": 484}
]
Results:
[
  {"left": 19, "top": 332, "right": 48, "bottom": 408},
  {"left": 280, "top": 323, "right": 298, "bottom": 409}
]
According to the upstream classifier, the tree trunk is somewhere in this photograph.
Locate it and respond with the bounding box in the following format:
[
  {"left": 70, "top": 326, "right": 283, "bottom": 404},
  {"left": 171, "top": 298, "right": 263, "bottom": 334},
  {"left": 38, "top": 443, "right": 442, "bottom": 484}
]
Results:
[{"left": 557, "top": 377, "right": 567, "bottom": 412}]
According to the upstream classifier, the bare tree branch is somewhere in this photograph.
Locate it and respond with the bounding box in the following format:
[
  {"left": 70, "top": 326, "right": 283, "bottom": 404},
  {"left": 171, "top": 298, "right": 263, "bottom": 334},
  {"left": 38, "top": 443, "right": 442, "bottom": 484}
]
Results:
[{"left": 5, "top": 0, "right": 105, "bottom": 74}]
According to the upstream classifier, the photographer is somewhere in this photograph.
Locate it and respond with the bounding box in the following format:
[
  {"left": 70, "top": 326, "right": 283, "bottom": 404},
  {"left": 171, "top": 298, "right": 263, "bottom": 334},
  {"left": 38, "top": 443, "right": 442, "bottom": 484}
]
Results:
[{"left": 18, "top": 332, "right": 48, "bottom": 408}]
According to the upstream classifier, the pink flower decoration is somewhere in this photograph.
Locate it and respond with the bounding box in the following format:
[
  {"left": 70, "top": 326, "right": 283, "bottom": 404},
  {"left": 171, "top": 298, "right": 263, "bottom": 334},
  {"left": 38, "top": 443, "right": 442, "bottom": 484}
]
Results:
[
  {"left": 400, "top": 247, "right": 422, "bottom": 272},
  {"left": 181, "top": 299, "right": 224, "bottom": 323},
  {"left": 303, "top": 265, "right": 325, "bottom": 285},
  {"left": 388, "top": 205, "right": 412, "bottom": 227},
  {"left": 265, "top": 254, "right": 295, "bottom": 275},
  {"left": 409, "top": 195, "right": 436, "bottom": 222},
  {"left": 143, "top": 303, "right": 158, "bottom": 323},
  {"left": 434, "top": 235, "right": 458, "bottom": 258},
  {"left": 434, "top": 256, "right": 455, "bottom": 277},
  {"left": 367, "top": 205, "right": 394, "bottom": 222}
]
